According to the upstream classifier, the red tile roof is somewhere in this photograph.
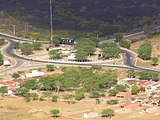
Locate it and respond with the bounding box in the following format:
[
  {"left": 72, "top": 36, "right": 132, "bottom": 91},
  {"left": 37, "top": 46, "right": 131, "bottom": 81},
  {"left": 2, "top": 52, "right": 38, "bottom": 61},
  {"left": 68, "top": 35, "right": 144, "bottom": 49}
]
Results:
[
  {"left": 143, "top": 106, "right": 152, "bottom": 110},
  {"left": 120, "top": 102, "right": 132, "bottom": 107},
  {"left": 0, "top": 81, "right": 20, "bottom": 90}
]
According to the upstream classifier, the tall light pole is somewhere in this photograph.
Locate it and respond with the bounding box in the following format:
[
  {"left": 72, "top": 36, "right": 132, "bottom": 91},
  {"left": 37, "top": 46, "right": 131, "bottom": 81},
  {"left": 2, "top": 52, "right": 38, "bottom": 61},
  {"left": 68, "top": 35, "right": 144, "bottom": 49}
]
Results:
[
  {"left": 50, "top": 0, "right": 53, "bottom": 47},
  {"left": 13, "top": 25, "right": 16, "bottom": 36}
]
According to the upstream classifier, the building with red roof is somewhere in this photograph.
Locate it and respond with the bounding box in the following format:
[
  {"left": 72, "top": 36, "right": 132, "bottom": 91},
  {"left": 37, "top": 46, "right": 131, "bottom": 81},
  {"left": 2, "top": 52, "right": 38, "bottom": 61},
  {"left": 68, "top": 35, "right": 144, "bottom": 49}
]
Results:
[
  {"left": 0, "top": 81, "right": 20, "bottom": 91},
  {"left": 116, "top": 91, "right": 132, "bottom": 100},
  {"left": 119, "top": 102, "right": 139, "bottom": 111}
]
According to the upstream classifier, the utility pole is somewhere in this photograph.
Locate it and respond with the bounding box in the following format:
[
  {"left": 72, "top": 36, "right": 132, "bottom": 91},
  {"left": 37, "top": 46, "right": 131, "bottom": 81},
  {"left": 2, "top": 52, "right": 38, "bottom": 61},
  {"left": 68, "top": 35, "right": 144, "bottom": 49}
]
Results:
[
  {"left": 26, "top": 23, "right": 29, "bottom": 33},
  {"left": 24, "top": 23, "right": 29, "bottom": 38},
  {"left": 50, "top": 0, "right": 53, "bottom": 47},
  {"left": 24, "top": 23, "right": 26, "bottom": 38},
  {"left": 13, "top": 25, "right": 16, "bottom": 36}
]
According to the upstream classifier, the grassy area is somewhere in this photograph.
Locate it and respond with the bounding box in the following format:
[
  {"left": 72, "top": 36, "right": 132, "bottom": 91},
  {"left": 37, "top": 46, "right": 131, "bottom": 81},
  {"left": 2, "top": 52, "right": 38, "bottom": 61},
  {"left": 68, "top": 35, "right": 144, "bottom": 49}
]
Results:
[
  {"left": 131, "top": 34, "right": 160, "bottom": 69},
  {"left": 136, "top": 59, "right": 152, "bottom": 67}
]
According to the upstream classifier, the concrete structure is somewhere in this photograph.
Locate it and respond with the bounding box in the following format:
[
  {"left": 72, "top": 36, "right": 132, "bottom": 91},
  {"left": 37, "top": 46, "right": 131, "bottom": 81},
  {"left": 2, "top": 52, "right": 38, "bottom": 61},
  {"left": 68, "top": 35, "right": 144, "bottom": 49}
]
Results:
[
  {"left": 67, "top": 53, "right": 76, "bottom": 61},
  {"left": 3, "top": 60, "right": 11, "bottom": 66},
  {"left": 25, "top": 70, "right": 45, "bottom": 78},
  {"left": 83, "top": 111, "right": 98, "bottom": 119}
]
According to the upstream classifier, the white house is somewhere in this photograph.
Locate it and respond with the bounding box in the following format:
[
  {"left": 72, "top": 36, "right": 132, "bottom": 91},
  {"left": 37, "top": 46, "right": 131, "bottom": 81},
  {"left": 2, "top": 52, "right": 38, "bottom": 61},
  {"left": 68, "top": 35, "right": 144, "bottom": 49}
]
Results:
[
  {"left": 25, "top": 70, "right": 45, "bottom": 78},
  {"left": 3, "top": 60, "right": 11, "bottom": 66},
  {"left": 68, "top": 53, "right": 76, "bottom": 61},
  {"left": 83, "top": 111, "right": 98, "bottom": 119}
]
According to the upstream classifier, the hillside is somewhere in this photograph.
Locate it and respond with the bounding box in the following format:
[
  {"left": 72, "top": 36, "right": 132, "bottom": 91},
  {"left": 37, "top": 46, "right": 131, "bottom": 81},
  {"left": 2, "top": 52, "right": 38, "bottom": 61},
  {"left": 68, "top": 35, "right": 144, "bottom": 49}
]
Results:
[{"left": 0, "top": 0, "right": 160, "bottom": 36}]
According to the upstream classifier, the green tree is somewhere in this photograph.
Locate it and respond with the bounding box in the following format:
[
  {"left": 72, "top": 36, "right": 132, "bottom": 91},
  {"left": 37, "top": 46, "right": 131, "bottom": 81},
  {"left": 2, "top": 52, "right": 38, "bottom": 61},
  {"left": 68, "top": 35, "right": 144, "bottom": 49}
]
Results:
[
  {"left": 22, "top": 80, "right": 37, "bottom": 90},
  {"left": 152, "top": 57, "right": 159, "bottom": 66},
  {"left": 75, "top": 89, "right": 85, "bottom": 101},
  {"left": 138, "top": 43, "right": 152, "bottom": 60},
  {"left": 75, "top": 51, "right": 88, "bottom": 61},
  {"left": 114, "top": 32, "right": 123, "bottom": 42},
  {"left": 12, "top": 41, "right": 20, "bottom": 49},
  {"left": 131, "top": 85, "right": 139, "bottom": 95},
  {"left": 32, "top": 42, "right": 42, "bottom": 50},
  {"left": 20, "top": 42, "right": 33, "bottom": 55},
  {"left": 101, "top": 108, "right": 114, "bottom": 118},
  {"left": 15, "top": 87, "right": 29, "bottom": 96},
  {"left": 127, "top": 69, "right": 135, "bottom": 78},
  {"left": 52, "top": 35, "right": 61, "bottom": 46},
  {"left": 12, "top": 73, "right": 20, "bottom": 79},
  {"left": 50, "top": 109, "right": 60, "bottom": 117},
  {"left": 49, "top": 49, "right": 62, "bottom": 59},
  {"left": 119, "top": 41, "right": 130, "bottom": 49},
  {"left": 51, "top": 95, "right": 59, "bottom": 102},
  {"left": 139, "top": 86, "right": 145, "bottom": 92},
  {"left": 107, "top": 99, "right": 118, "bottom": 105},
  {"left": 0, "top": 38, "right": 5, "bottom": 46},
  {"left": 139, "top": 71, "right": 159, "bottom": 81},
  {"left": 0, "top": 52, "right": 3, "bottom": 65},
  {"left": 46, "top": 64, "right": 55, "bottom": 72},
  {"left": 101, "top": 43, "right": 120, "bottom": 59},
  {"left": 0, "top": 86, "right": 8, "bottom": 96}
]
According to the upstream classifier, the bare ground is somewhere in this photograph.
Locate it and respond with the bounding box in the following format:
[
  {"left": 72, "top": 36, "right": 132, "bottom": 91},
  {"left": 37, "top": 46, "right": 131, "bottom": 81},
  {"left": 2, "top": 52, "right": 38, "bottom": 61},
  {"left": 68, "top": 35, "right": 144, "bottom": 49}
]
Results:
[{"left": 0, "top": 97, "right": 160, "bottom": 120}]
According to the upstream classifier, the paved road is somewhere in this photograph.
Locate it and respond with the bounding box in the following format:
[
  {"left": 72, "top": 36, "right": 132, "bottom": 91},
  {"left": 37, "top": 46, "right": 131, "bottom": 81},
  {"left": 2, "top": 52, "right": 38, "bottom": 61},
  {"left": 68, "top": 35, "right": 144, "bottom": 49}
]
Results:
[
  {"left": 0, "top": 39, "right": 27, "bottom": 73},
  {"left": 1, "top": 31, "right": 160, "bottom": 74}
]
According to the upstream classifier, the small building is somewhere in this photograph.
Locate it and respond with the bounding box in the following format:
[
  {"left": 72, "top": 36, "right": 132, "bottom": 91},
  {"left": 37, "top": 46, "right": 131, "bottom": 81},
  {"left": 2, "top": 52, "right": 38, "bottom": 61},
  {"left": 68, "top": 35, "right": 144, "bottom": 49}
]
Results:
[
  {"left": 25, "top": 70, "right": 45, "bottom": 78},
  {"left": 120, "top": 102, "right": 139, "bottom": 111},
  {"left": 116, "top": 91, "right": 132, "bottom": 100},
  {"left": 83, "top": 111, "right": 98, "bottom": 119},
  {"left": 67, "top": 53, "right": 76, "bottom": 61},
  {"left": 3, "top": 60, "right": 11, "bottom": 66}
]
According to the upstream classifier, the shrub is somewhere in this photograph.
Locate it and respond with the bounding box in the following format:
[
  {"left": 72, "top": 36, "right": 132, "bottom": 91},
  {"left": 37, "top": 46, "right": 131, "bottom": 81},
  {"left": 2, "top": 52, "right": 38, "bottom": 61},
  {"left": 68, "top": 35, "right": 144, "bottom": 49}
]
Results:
[
  {"left": 12, "top": 73, "right": 20, "bottom": 79},
  {"left": 51, "top": 95, "right": 59, "bottom": 102},
  {"left": 107, "top": 99, "right": 118, "bottom": 105},
  {"left": 75, "top": 89, "right": 85, "bottom": 101},
  {"left": 50, "top": 109, "right": 60, "bottom": 117}
]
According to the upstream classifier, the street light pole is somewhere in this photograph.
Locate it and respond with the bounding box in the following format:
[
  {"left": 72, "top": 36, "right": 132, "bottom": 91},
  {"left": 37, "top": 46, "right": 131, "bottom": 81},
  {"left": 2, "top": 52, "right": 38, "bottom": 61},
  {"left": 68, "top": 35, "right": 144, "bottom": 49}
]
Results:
[
  {"left": 13, "top": 25, "right": 16, "bottom": 36},
  {"left": 50, "top": 0, "right": 53, "bottom": 47}
]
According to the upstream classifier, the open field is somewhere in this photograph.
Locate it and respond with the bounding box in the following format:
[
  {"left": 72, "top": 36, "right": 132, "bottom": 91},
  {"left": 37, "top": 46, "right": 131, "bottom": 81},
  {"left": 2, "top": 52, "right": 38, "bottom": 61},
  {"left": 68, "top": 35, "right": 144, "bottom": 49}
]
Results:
[{"left": 0, "top": 97, "right": 160, "bottom": 120}]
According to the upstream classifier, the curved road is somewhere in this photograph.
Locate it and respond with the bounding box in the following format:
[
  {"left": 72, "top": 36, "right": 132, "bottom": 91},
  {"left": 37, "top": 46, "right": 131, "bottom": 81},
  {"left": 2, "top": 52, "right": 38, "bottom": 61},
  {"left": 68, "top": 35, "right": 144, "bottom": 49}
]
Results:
[
  {"left": 0, "top": 39, "right": 27, "bottom": 73},
  {"left": 1, "top": 32, "right": 160, "bottom": 74}
]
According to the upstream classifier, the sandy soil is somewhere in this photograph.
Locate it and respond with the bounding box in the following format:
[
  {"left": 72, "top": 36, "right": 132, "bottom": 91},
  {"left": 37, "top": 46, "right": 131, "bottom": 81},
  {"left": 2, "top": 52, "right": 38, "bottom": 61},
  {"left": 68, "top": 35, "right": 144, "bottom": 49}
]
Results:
[{"left": 0, "top": 97, "right": 160, "bottom": 120}]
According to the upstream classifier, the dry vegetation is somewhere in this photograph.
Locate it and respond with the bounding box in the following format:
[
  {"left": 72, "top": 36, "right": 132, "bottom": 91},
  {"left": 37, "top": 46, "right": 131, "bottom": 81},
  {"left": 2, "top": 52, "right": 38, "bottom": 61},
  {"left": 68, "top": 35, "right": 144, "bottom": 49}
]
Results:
[{"left": 0, "top": 97, "right": 160, "bottom": 120}]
